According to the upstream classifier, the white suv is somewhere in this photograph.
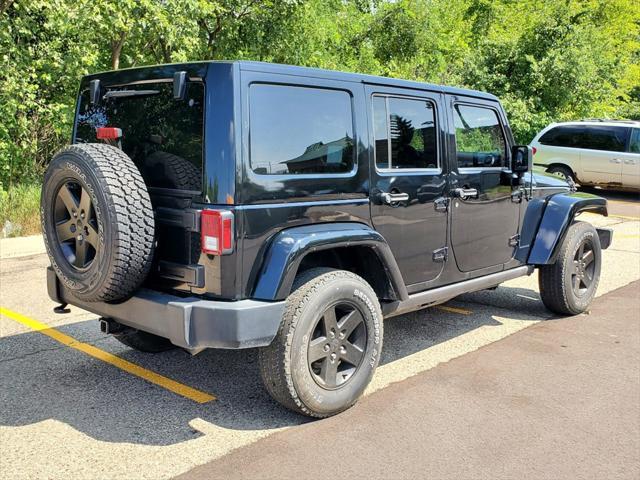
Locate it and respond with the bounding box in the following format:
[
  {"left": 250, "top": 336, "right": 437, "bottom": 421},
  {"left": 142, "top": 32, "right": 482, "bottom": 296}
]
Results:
[{"left": 530, "top": 120, "right": 640, "bottom": 190}]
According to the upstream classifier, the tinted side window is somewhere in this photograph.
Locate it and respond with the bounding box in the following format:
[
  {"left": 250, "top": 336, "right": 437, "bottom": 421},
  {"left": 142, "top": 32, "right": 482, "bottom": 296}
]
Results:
[
  {"left": 579, "top": 126, "right": 629, "bottom": 152},
  {"left": 630, "top": 128, "right": 640, "bottom": 153},
  {"left": 373, "top": 95, "right": 438, "bottom": 170},
  {"left": 249, "top": 84, "right": 354, "bottom": 175},
  {"left": 453, "top": 104, "right": 506, "bottom": 168},
  {"left": 539, "top": 126, "right": 584, "bottom": 147}
]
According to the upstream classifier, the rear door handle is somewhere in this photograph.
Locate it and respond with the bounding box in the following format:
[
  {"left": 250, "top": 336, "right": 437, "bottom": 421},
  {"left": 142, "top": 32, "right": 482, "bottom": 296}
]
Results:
[
  {"left": 611, "top": 158, "right": 622, "bottom": 164},
  {"left": 380, "top": 192, "right": 409, "bottom": 204},
  {"left": 453, "top": 188, "right": 479, "bottom": 200}
]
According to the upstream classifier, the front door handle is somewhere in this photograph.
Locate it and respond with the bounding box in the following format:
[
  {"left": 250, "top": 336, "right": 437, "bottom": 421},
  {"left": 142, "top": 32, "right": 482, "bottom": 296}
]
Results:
[
  {"left": 380, "top": 192, "right": 409, "bottom": 204},
  {"left": 453, "top": 187, "right": 479, "bottom": 200},
  {"left": 611, "top": 158, "right": 622, "bottom": 164}
]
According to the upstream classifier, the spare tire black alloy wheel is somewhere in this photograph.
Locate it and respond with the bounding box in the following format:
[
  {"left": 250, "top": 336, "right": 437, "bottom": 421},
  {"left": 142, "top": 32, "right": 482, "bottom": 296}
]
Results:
[
  {"left": 308, "top": 301, "right": 367, "bottom": 389},
  {"left": 42, "top": 143, "right": 155, "bottom": 302},
  {"left": 54, "top": 180, "right": 99, "bottom": 270}
]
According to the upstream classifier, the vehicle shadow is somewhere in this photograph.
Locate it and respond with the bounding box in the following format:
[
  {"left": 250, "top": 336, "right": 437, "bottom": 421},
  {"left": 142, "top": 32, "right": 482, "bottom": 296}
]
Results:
[{"left": 0, "top": 284, "right": 553, "bottom": 446}]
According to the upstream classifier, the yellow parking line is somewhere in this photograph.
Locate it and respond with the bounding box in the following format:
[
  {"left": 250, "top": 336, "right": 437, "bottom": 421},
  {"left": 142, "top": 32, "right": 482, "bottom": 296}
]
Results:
[
  {"left": 0, "top": 306, "right": 216, "bottom": 404},
  {"left": 435, "top": 305, "right": 472, "bottom": 315}
]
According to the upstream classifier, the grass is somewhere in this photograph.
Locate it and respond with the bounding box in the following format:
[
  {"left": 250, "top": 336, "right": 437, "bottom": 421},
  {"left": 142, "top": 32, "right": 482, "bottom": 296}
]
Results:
[{"left": 0, "top": 183, "right": 42, "bottom": 238}]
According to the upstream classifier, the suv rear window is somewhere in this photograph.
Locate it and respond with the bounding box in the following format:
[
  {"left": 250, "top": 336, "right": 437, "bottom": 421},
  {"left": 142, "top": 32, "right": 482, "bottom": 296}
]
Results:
[
  {"left": 249, "top": 84, "right": 354, "bottom": 175},
  {"left": 540, "top": 125, "right": 629, "bottom": 152},
  {"left": 75, "top": 81, "right": 205, "bottom": 191}
]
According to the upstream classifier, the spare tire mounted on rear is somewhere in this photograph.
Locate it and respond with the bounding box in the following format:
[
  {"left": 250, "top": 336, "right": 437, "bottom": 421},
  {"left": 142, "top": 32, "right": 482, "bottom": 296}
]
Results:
[{"left": 41, "top": 143, "right": 155, "bottom": 302}]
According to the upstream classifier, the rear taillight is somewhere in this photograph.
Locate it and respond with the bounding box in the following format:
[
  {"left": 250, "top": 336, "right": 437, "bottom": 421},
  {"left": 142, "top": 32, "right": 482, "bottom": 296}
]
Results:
[
  {"left": 532, "top": 146, "right": 537, "bottom": 155},
  {"left": 201, "top": 209, "right": 234, "bottom": 255},
  {"left": 96, "top": 127, "right": 122, "bottom": 140}
]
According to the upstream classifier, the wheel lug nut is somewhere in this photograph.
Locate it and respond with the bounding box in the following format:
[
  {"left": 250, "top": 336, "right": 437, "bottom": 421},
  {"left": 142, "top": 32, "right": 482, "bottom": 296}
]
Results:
[
  {"left": 339, "top": 331, "right": 345, "bottom": 339},
  {"left": 77, "top": 235, "right": 82, "bottom": 241},
  {"left": 339, "top": 346, "right": 346, "bottom": 354},
  {"left": 323, "top": 344, "right": 330, "bottom": 352},
  {"left": 330, "top": 353, "right": 337, "bottom": 362},
  {"left": 329, "top": 331, "right": 335, "bottom": 339}
]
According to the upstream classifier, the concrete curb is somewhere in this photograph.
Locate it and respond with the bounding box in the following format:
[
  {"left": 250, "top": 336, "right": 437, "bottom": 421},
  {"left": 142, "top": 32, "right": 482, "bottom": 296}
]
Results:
[{"left": 0, "top": 234, "right": 46, "bottom": 259}]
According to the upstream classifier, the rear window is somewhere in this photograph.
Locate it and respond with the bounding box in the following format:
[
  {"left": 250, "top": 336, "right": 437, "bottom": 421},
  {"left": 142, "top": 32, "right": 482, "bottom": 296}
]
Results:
[
  {"left": 75, "top": 81, "right": 205, "bottom": 191},
  {"left": 540, "top": 125, "right": 629, "bottom": 152},
  {"left": 249, "top": 84, "right": 355, "bottom": 175}
]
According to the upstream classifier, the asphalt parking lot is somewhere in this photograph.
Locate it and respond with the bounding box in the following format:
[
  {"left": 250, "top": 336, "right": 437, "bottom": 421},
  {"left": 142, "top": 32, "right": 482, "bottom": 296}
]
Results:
[{"left": 0, "top": 192, "right": 638, "bottom": 479}]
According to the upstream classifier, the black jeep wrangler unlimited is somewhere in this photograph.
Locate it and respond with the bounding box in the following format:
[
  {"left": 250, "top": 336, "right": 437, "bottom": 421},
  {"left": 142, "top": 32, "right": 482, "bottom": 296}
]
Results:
[{"left": 42, "top": 61, "right": 612, "bottom": 417}]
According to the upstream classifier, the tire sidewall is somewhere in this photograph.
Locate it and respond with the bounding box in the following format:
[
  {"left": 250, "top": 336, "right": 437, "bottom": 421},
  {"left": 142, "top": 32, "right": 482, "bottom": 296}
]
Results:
[
  {"left": 41, "top": 151, "right": 114, "bottom": 299},
  {"left": 289, "top": 275, "right": 382, "bottom": 415},
  {"left": 561, "top": 224, "right": 601, "bottom": 313}
]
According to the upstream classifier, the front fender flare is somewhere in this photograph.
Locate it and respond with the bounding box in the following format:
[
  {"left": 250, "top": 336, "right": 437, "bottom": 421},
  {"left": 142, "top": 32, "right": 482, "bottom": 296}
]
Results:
[
  {"left": 527, "top": 193, "right": 607, "bottom": 265},
  {"left": 252, "top": 222, "right": 407, "bottom": 301}
]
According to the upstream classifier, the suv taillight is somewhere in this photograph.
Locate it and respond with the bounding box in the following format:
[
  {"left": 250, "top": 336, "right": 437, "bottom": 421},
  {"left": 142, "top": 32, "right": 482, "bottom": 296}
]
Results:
[{"left": 201, "top": 209, "right": 234, "bottom": 255}]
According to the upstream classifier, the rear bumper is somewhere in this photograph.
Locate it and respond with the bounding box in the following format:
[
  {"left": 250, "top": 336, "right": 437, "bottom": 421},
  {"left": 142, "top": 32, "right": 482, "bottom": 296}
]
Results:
[{"left": 47, "top": 268, "right": 284, "bottom": 350}]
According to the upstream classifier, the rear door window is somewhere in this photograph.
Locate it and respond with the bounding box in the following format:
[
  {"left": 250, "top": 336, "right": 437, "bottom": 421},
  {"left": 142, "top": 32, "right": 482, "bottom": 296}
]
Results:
[
  {"left": 453, "top": 104, "right": 506, "bottom": 168},
  {"left": 372, "top": 95, "right": 438, "bottom": 170},
  {"left": 579, "top": 126, "right": 629, "bottom": 152},
  {"left": 249, "top": 84, "right": 354, "bottom": 175},
  {"left": 75, "top": 81, "right": 205, "bottom": 191}
]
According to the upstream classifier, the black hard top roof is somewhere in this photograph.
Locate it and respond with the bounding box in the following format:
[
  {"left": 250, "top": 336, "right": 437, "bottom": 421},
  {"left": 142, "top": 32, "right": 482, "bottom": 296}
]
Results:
[
  {"left": 235, "top": 60, "right": 499, "bottom": 101},
  {"left": 83, "top": 60, "right": 499, "bottom": 102}
]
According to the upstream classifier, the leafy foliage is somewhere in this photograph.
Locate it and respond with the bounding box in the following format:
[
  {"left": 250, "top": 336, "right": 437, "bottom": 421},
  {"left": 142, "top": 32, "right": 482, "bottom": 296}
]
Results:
[{"left": 1, "top": 0, "right": 639, "bottom": 187}]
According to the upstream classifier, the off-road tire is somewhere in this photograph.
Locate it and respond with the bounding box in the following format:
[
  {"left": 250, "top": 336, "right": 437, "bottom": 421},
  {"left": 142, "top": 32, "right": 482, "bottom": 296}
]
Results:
[
  {"left": 144, "top": 151, "right": 201, "bottom": 191},
  {"left": 538, "top": 221, "right": 602, "bottom": 315},
  {"left": 258, "top": 268, "right": 383, "bottom": 418},
  {"left": 41, "top": 143, "right": 155, "bottom": 302},
  {"left": 113, "top": 329, "right": 175, "bottom": 353},
  {"left": 547, "top": 165, "right": 576, "bottom": 183}
]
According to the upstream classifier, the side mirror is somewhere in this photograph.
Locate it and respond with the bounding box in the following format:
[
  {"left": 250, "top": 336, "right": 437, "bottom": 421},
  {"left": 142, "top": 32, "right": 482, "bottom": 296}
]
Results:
[{"left": 510, "top": 145, "right": 532, "bottom": 173}]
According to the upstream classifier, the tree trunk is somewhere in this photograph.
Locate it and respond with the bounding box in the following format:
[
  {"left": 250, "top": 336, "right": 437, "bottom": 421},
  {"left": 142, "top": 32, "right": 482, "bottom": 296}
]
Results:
[
  {"left": 110, "top": 31, "right": 127, "bottom": 70},
  {"left": 0, "top": 0, "right": 14, "bottom": 15}
]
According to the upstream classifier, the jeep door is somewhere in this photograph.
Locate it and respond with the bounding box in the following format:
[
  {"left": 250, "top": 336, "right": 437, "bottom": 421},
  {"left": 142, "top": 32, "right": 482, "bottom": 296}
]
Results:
[
  {"left": 446, "top": 98, "right": 520, "bottom": 272},
  {"left": 366, "top": 85, "right": 448, "bottom": 288}
]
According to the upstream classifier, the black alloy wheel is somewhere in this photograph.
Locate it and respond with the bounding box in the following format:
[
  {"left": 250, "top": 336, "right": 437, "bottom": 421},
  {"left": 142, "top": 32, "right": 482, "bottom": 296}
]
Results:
[
  {"left": 258, "top": 268, "right": 383, "bottom": 418},
  {"left": 538, "top": 221, "right": 602, "bottom": 315},
  {"left": 54, "top": 180, "right": 99, "bottom": 270},
  {"left": 571, "top": 238, "right": 596, "bottom": 297},
  {"left": 307, "top": 301, "right": 367, "bottom": 389}
]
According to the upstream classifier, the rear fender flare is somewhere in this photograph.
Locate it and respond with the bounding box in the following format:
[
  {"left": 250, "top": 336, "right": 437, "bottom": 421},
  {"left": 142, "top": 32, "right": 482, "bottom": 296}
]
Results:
[
  {"left": 252, "top": 223, "right": 408, "bottom": 301},
  {"left": 527, "top": 193, "right": 607, "bottom": 265}
]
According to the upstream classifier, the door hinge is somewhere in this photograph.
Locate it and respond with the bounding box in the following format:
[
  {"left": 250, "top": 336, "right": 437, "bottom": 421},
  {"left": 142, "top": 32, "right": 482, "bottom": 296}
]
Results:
[
  {"left": 433, "top": 247, "right": 448, "bottom": 262},
  {"left": 434, "top": 197, "right": 449, "bottom": 212},
  {"left": 508, "top": 234, "right": 520, "bottom": 247}
]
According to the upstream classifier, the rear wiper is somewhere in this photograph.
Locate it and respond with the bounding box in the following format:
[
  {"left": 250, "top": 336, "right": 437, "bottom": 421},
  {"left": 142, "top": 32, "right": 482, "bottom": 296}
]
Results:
[{"left": 103, "top": 89, "right": 160, "bottom": 99}]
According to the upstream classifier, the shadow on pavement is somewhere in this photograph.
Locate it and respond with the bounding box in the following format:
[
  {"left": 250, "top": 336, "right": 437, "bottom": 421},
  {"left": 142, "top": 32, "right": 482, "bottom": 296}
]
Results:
[{"left": 0, "top": 284, "right": 551, "bottom": 446}]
